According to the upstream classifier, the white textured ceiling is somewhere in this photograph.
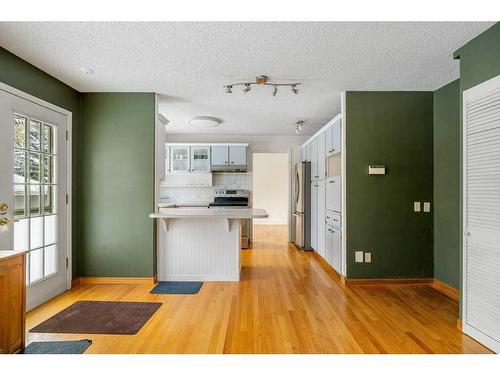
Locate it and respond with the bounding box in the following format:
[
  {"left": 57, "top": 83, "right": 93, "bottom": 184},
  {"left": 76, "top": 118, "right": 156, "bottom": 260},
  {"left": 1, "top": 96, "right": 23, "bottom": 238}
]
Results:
[{"left": 0, "top": 22, "right": 494, "bottom": 136}]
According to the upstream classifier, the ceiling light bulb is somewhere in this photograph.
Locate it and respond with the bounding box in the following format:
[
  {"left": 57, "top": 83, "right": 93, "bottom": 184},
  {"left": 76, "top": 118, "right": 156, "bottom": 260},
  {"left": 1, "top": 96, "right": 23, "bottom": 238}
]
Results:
[
  {"left": 291, "top": 84, "right": 298, "bottom": 94},
  {"left": 243, "top": 84, "right": 251, "bottom": 93},
  {"left": 297, "top": 123, "right": 303, "bottom": 131},
  {"left": 295, "top": 126, "right": 301, "bottom": 135},
  {"left": 225, "top": 85, "right": 233, "bottom": 94},
  {"left": 272, "top": 85, "right": 278, "bottom": 96}
]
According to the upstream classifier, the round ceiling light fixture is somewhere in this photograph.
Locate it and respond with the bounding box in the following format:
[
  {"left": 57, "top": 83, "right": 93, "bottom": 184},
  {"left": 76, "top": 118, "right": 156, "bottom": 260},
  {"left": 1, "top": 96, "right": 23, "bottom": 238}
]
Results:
[{"left": 188, "top": 116, "right": 221, "bottom": 128}]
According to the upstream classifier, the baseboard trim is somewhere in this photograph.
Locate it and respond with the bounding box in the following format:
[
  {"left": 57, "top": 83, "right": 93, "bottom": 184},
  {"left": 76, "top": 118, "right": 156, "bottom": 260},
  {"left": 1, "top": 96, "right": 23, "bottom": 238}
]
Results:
[
  {"left": 432, "top": 279, "right": 460, "bottom": 301},
  {"left": 76, "top": 277, "right": 156, "bottom": 285},
  {"left": 344, "top": 278, "right": 434, "bottom": 285},
  {"left": 457, "top": 319, "right": 462, "bottom": 331},
  {"left": 311, "top": 252, "right": 344, "bottom": 284}
]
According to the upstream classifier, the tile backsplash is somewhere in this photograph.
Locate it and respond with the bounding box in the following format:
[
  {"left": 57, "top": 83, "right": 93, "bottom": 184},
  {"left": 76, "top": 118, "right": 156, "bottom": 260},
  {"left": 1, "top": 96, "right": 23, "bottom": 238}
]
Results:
[{"left": 160, "top": 173, "right": 252, "bottom": 203}]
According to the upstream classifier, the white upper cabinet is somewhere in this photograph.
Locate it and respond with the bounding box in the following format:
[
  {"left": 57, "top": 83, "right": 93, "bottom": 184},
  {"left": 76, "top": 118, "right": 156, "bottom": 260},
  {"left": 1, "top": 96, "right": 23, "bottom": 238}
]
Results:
[
  {"left": 332, "top": 119, "right": 341, "bottom": 155},
  {"left": 326, "top": 176, "right": 341, "bottom": 213},
  {"left": 310, "top": 138, "right": 318, "bottom": 180},
  {"left": 211, "top": 146, "right": 229, "bottom": 166},
  {"left": 229, "top": 146, "right": 247, "bottom": 166},
  {"left": 305, "top": 143, "right": 311, "bottom": 162},
  {"left": 318, "top": 131, "right": 326, "bottom": 180},
  {"left": 170, "top": 146, "right": 190, "bottom": 173},
  {"left": 165, "top": 145, "right": 171, "bottom": 174},
  {"left": 325, "top": 125, "right": 333, "bottom": 157},
  {"left": 190, "top": 146, "right": 211, "bottom": 173}
]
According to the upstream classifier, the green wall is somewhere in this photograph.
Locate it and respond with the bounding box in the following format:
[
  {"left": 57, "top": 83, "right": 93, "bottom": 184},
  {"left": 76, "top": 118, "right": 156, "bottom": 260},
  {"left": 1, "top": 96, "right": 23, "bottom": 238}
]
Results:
[
  {"left": 433, "top": 80, "right": 460, "bottom": 289},
  {"left": 0, "top": 47, "right": 82, "bottom": 278},
  {"left": 453, "top": 22, "right": 500, "bottom": 313},
  {"left": 345, "top": 91, "right": 434, "bottom": 279},
  {"left": 80, "top": 93, "right": 155, "bottom": 277}
]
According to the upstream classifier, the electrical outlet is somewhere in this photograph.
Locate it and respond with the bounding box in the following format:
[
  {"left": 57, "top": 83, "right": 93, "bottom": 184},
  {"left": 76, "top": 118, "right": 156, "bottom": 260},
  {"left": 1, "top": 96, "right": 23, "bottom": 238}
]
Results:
[
  {"left": 414, "top": 202, "right": 421, "bottom": 212},
  {"left": 364, "top": 252, "right": 372, "bottom": 263},
  {"left": 355, "top": 251, "right": 364, "bottom": 263},
  {"left": 423, "top": 202, "right": 431, "bottom": 212}
]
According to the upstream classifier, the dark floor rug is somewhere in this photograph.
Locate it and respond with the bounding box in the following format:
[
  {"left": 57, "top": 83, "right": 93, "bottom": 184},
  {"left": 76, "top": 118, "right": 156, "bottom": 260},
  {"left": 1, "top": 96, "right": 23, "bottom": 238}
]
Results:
[
  {"left": 150, "top": 281, "right": 203, "bottom": 294},
  {"left": 24, "top": 339, "right": 92, "bottom": 354},
  {"left": 29, "top": 301, "right": 162, "bottom": 335}
]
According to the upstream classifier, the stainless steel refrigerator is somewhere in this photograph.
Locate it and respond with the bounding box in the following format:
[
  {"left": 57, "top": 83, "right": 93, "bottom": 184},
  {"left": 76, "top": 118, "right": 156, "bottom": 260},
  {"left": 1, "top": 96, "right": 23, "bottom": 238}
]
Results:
[{"left": 293, "top": 161, "right": 312, "bottom": 250}]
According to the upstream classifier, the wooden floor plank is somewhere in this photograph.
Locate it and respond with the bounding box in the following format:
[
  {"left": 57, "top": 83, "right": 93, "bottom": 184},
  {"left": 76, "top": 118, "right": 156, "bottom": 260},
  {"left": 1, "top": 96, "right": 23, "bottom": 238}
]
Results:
[{"left": 25, "top": 225, "right": 492, "bottom": 354}]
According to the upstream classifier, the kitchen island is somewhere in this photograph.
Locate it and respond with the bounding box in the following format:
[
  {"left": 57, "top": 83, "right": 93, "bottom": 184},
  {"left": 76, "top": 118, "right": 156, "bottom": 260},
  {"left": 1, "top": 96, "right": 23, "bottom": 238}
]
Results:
[{"left": 150, "top": 208, "right": 268, "bottom": 281}]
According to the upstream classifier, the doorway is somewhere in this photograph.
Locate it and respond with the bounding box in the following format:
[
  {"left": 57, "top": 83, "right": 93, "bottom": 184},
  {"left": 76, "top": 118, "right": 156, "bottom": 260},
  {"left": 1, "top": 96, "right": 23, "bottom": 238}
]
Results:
[
  {"left": 252, "top": 152, "right": 290, "bottom": 244},
  {"left": 0, "top": 86, "right": 71, "bottom": 311}
]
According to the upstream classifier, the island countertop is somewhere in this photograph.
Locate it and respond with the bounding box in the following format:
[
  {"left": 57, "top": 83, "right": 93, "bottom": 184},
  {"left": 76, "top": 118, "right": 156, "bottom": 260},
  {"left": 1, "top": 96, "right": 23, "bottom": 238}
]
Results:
[{"left": 150, "top": 207, "right": 268, "bottom": 219}]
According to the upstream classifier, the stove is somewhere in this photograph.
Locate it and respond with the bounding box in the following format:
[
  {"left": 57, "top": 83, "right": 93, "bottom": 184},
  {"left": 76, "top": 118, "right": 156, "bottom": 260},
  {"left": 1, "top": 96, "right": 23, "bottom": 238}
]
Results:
[{"left": 209, "top": 189, "right": 249, "bottom": 207}]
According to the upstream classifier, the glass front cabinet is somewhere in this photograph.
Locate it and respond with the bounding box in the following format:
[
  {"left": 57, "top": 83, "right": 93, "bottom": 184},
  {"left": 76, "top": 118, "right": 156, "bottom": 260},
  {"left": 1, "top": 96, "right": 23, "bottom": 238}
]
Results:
[
  {"left": 190, "top": 146, "right": 211, "bottom": 173},
  {"left": 167, "top": 145, "right": 211, "bottom": 174},
  {"left": 170, "top": 146, "right": 190, "bottom": 173}
]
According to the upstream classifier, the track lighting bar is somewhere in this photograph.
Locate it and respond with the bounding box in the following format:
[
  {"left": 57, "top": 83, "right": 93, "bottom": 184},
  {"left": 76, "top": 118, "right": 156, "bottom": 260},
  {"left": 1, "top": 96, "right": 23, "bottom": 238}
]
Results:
[{"left": 224, "top": 75, "right": 301, "bottom": 96}]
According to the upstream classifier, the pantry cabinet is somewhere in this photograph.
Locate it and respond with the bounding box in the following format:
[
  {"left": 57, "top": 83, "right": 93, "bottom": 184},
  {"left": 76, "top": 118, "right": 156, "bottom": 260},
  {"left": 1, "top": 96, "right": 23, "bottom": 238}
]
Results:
[
  {"left": 325, "top": 224, "right": 342, "bottom": 273},
  {"left": 317, "top": 180, "right": 326, "bottom": 258},
  {"left": 310, "top": 138, "right": 318, "bottom": 180},
  {"left": 317, "top": 131, "right": 326, "bottom": 179},
  {"left": 310, "top": 181, "right": 318, "bottom": 250},
  {"left": 326, "top": 176, "right": 341, "bottom": 213}
]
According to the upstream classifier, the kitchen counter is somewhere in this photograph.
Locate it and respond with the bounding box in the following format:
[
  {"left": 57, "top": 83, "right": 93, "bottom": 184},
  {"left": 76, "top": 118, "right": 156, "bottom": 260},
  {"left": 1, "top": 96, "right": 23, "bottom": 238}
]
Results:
[
  {"left": 151, "top": 208, "right": 268, "bottom": 282},
  {"left": 150, "top": 207, "right": 268, "bottom": 219}
]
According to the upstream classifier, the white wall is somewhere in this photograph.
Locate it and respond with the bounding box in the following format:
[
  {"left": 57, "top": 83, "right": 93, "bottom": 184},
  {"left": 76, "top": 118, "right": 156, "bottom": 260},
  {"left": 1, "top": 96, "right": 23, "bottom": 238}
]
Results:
[{"left": 253, "top": 153, "right": 289, "bottom": 225}]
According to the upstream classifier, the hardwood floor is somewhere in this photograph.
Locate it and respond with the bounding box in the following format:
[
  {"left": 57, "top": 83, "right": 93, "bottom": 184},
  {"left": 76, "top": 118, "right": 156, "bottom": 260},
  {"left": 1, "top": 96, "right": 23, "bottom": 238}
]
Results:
[{"left": 26, "top": 224, "right": 491, "bottom": 354}]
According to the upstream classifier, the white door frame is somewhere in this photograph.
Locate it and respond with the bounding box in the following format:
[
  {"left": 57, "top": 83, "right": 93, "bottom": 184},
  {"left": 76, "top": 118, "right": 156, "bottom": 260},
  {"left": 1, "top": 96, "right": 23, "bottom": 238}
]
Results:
[
  {"left": 0, "top": 82, "right": 73, "bottom": 290},
  {"left": 251, "top": 148, "right": 292, "bottom": 242},
  {"left": 462, "top": 74, "right": 500, "bottom": 353}
]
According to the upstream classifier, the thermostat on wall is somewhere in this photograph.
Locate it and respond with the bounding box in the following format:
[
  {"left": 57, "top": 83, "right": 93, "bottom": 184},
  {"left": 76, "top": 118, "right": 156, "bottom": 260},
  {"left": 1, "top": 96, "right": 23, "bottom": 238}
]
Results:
[{"left": 368, "top": 165, "right": 386, "bottom": 175}]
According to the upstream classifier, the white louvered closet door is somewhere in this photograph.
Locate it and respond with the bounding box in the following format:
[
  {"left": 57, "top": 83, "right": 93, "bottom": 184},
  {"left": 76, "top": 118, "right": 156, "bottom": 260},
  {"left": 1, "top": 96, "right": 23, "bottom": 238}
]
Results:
[{"left": 463, "top": 74, "right": 500, "bottom": 353}]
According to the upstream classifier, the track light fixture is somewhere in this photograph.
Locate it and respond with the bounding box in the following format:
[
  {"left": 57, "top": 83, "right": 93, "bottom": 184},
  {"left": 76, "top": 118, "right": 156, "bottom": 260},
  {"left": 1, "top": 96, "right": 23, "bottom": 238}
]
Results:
[
  {"left": 295, "top": 120, "right": 304, "bottom": 134},
  {"left": 224, "top": 75, "right": 301, "bottom": 96}
]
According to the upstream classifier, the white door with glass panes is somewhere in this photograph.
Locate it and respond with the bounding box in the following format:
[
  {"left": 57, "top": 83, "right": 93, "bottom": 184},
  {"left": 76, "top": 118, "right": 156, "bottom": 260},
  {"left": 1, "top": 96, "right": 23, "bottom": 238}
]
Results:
[
  {"left": 0, "top": 89, "right": 68, "bottom": 310},
  {"left": 170, "top": 146, "right": 190, "bottom": 173},
  {"left": 190, "top": 146, "right": 210, "bottom": 173}
]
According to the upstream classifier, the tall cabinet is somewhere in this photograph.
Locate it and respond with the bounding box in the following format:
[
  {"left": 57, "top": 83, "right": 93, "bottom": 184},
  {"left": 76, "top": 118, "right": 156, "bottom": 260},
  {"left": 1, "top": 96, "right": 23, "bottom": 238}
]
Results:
[{"left": 301, "top": 114, "right": 343, "bottom": 275}]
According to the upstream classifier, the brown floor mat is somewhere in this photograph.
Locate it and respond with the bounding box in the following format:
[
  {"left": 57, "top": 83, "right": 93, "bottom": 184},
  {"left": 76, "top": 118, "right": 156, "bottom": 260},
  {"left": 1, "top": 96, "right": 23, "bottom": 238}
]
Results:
[{"left": 30, "top": 301, "right": 162, "bottom": 335}]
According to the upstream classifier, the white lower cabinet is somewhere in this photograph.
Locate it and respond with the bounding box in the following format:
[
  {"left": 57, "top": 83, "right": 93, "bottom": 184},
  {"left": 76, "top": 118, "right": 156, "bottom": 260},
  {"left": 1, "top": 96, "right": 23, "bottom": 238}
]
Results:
[
  {"left": 310, "top": 181, "right": 318, "bottom": 250},
  {"left": 317, "top": 180, "right": 326, "bottom": 258},
  {"left": 325, "top": 223, "right": 342, "bottom": 273}
]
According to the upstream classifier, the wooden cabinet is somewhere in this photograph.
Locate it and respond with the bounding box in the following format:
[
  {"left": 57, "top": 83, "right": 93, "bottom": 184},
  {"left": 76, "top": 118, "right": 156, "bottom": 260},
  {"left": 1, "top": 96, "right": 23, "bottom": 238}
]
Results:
[
  {"left": 326, "top": 176, "right": 341, "bottom": 213},
  {"left": 0, "top": 252, "right": 26, "bottom": 354}
]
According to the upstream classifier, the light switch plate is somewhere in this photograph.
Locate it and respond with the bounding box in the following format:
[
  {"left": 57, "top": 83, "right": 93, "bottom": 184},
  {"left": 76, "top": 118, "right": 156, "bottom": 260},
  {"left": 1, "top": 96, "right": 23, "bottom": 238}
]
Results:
[
  {"left": 414, "top": 202, "right": 421, "bottom": 212},
  {"left": 423, "top": 202, "right": 431, "bottom": 212},
  {"left": 364, "top": 253, "right": 372, "bottom": 263},
  {"left": 355, "top": 251, "right": 364, "bottom": 263}
]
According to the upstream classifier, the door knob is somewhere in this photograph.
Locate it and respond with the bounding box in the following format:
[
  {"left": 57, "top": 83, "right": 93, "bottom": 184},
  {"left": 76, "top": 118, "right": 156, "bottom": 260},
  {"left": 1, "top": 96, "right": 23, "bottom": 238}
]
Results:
[
  {"left": 0, "top": 217, "right": 10, "bottom": 226},
  {"left": 0, "top": 202, "right": 7, "bottom": 213}
]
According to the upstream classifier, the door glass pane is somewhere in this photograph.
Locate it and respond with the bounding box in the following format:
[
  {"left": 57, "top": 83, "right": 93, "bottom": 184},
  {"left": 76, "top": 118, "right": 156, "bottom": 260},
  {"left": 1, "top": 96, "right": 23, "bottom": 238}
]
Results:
[
  {"left": 14, "top": 218, "right": 29, "bottom": 251},
  {"left": 44, "top": 215, "right": 56, "bottom": 245},
  {"left": 29, "top": 249, "right": 43, "bottom": 283},
  {"left": 13, "top": 184, "right": 26, "bottom": 218},
  {"left": 43, "top": 185, "right": 57, "bottom": 214},
  {"left": 29, "top": 119, "right": 42, "bottom": 151},
  {"left": 29, "top": 184, "right": 41, "bottom": 215},
  {"left": 14, "top": 114, "right": 27, "bottom": 149},
  {"left": 42, "top": 124, "right": 55, "bottom": 154},
  {"left": 43, "top": 155, "right": 56, "bottom": 183},
  {"left": 30, "top": 216, "right": 43, "bottom": 249},
  {"left": 14, "top": 150, "right": 26, "bottom": 183},
  {"left": 29, "top": 152, "right": 41, "bottom": 183},
  {"left": 44, "top": 245, "right": 57, "bottom": 277}
]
